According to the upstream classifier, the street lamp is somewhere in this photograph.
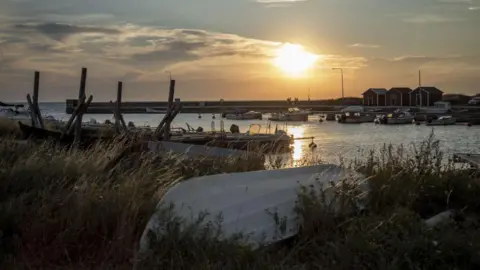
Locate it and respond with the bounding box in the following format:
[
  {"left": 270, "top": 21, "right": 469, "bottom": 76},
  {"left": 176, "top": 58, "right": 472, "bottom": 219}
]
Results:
[
  {"left": 165, "top": 70, "right": 172, "bottom": 81},
  {"left": 332, "top": 68, "right": 344, "bottom": 99}
]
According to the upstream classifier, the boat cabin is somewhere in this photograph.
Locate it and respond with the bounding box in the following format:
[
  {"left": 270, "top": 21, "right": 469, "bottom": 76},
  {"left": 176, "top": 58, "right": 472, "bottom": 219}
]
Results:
[{"left": 433, "top": 101, "right": 451, "bottom": 111}]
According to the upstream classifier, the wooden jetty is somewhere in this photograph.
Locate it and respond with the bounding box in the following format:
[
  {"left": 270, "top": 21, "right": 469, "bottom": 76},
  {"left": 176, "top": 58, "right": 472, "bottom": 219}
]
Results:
[
  {"left": 167, "top": 132, "right": 292, "bottom": 153},
  {"left": 453, "top": 153, "right": 480, "bottom": 168},
  {"left": 18, "top": 68, "right": 292, "bottom": 153}
]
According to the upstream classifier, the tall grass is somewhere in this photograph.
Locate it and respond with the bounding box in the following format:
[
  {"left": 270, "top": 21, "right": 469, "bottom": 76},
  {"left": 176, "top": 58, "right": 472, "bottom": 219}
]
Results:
[{"left": 0, "top": 133, "right": 479, "bottom": 269}]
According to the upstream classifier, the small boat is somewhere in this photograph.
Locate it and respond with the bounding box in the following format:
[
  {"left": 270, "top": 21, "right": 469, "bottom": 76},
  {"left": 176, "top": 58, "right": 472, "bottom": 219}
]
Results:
[
  {"left": 268, "top": 108, "right": 309, "bottom": 122},
  {"left": 168, "top": 132, "right": 292, "bottom": 153},
  {"left": 0, "top": 105, "right": 31, "bottom": 121},
  {"left": 467, "top": 118, "right": 480, "bottom": 126},
  {"left": 421, "top": 101, "right": 452, "bottom": 114},
  {"left": 225, "top": 111, "right": 262, "bottom": 120},
  {"left": 426, "top": 115, "right": 456, "bottom": 126},
  {"left": 146, "top": 141, "right": 264, "bottom": 161},
  {"left": 325, "top": 113, "right": 336, "bottom": 121},
  {"left": 17, "top": 122, "right": 113, "bottom": 147},
  {"left": 378, "top": 111, "right": 415, "bottom": 125},
  {"left": 146, "top": 108, "right": 166, "bottom": 113},
  {"left": 139, "top": 164, "right": 366, "bottom": 252},
  {"left": 338, "top": 112, "right": 375, "bottom": 124}
]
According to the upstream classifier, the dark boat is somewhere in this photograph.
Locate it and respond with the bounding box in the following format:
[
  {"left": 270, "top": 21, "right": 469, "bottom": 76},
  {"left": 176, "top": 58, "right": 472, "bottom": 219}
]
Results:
[
  {"left": 18, "top": 122, "right": 112, "bottom": 147},
  {"left": 168, "top": 132, "right": 292, "bottom": 153}
]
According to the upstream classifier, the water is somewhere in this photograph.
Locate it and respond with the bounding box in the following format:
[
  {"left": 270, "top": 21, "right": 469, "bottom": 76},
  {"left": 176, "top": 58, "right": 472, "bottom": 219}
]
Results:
[{"left": 39, "top": 102, "right": 480, "bottom": 164}]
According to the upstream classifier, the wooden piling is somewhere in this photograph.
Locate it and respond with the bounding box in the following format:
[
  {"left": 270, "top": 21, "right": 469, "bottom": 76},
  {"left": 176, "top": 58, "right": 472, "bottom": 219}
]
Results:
[
  {"left": 110, "top": 100, "right": 127, "bottom": 132},
  {"left": 158, "top": 104, "right": 183, "bottom": 136},
  {"left": 115, "top": 81, "right": 123, "bottom": 132},
  {"left": 32, "top": 71, "right": 44, "bottom": 129},
  {"left": 74, "top": 68, "right": 87, "bottom": 144},
  {"left": 155, "top": 109, "right": 172, "bottom": 136},
  {"left": 26, "top": 94, "right": 38, "bottom": 127},
  {"left": 66, "top": 95, "right": 93, "bottom": 137},
  {"left": 163, "top": 79, "right": 176, "bottom": 140}
]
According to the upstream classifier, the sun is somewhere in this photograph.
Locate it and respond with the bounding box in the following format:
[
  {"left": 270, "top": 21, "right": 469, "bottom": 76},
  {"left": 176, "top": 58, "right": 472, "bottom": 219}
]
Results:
[{"left": 274, "top": 43, "right": 319, "bottom": 76}]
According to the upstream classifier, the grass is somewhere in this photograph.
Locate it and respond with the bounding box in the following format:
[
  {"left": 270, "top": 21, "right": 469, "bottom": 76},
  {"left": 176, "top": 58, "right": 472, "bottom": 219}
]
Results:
[
  {"left": 0, "top": 118, "right": 22, "bottom": 138},
  {"left": 0, "top": 128, "right": 479, "bottom": 269}
]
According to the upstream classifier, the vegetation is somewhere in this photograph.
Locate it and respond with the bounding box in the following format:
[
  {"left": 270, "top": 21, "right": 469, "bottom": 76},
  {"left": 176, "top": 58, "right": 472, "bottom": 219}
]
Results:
[{"left": 0, "top": 125, "right": 479, "bottom": 269}]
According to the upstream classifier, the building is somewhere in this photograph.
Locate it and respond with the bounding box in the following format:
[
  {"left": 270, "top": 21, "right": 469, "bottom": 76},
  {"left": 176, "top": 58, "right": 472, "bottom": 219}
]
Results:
[
  {"left": 442, "top": 94, "right": 471, "bottom": 105},
  {"left": 410, "top": 87, "right": 443, "bottom": 106},
  {"left": 362, "top": 88, "right": 388, "bottom": 106},
  {"left": 387, "top": 87, "right": 412, "bottom": 106}
]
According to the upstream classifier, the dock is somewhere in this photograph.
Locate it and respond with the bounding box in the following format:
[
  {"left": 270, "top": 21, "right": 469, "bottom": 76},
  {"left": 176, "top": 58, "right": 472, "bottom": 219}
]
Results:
[
  {"left": 65, "top": 99, "right": 480, "bottom": 115},
  {"left": 453, "top": 153, "right": 480, "bottom": 168}
]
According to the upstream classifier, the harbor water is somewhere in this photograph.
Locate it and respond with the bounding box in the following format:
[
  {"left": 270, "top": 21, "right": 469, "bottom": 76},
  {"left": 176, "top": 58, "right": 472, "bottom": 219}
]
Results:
[{"left": 39, "top": 103, "right": 480, "bottom": 165}]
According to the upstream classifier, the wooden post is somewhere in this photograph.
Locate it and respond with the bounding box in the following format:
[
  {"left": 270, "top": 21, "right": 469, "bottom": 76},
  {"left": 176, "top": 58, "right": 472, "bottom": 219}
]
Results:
[
  {"left": 32, "top": 71, "right": 45, "bottom": 129},
  {"left": 110, "top": 100, "right": 127, "bottom": 132},
  {"left": 26, "top": 94, "right": 38, "bottom": 127},
  {"left": 158, "top": 103, "right": 182, "bottom": 137},
  {"left": 115, "top": 81, "right": 123, "bottom": 132},
  {"left": 164, "top": 79, "right": 175, "bottom": 140},
  {"left": 155, "top": 108, "right": 173, "bottom": 135},
  {"left": 74, "top": 68, "right": 87, "bottom": 144},
  {"left": 66, "top": 95, "right": 93, "bottom": 136},
  {"left": 61, "top": 96, "right": 89, "bottom": 138}
]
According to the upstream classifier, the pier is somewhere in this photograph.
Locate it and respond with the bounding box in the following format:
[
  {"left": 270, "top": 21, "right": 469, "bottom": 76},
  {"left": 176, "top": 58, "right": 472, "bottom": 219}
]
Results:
[
  {"left": 65, "top": 99, "right": 347, "bottom": 114},
  {"left": 65, "top": 99, "right": 480, "bottom": 114}
]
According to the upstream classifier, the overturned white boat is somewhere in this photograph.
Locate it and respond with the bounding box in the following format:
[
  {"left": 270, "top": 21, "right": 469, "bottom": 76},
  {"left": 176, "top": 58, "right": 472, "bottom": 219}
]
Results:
[{"left": 140, "top": 164, "right": 366, "bottom": 252}]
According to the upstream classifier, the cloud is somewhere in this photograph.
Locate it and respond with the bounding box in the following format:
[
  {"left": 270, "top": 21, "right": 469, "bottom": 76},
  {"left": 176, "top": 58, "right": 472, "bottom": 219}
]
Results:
[
  {"left": 469, "top": 6, "right": 480, "bottom": 10},
  {"left": 254, "top": 0, "right": 308, "bottom": 8},
  {"left": 15, "top": 22, "right": 120, "bottom": 41},
  {"left": 255, "top": 0, "right": 308, "bottom": 3},
  {"left": 401, "top": 14, "right": 466, "bottom": 23},
  {"left": 349, "top": 43, "right": 380, "bottom": 49},
  {"left": 437, "top": 0, "right": 472, "bottom": 3},
  {"left": 0, "top": 21, "right": 290, "bottom": 82}
]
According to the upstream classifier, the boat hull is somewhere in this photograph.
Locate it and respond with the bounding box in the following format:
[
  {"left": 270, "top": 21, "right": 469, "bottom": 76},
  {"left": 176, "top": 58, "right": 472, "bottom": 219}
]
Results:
[
  {"left": 225, "top": 113, "right": 262, "bottom": 120},
  {"left": 168, "top": 133, "right": 292, "bottom": 153},
  {"left": 380, "top": 117, "right": 414, "bottom": 125},
  {"left": 139, "top": 164, "right": 366, "bottom": 252},
  {"left": 426, "top": 118, "right": 457, "bottom": 126},
  {"left": 18, "top": 122, "right": 113, "bottom": 148},
  {"left": 268, "top": 113, "right": 309, "bottom": 122},
  {"left": 338, "top": 115, "right": 375, "bottom": 124}
]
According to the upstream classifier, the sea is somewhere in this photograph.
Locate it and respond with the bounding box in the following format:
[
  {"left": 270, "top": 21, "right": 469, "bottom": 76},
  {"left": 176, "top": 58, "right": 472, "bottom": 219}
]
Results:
[{"left": 38, "top": 102, "right": 480, "bottom": 165}]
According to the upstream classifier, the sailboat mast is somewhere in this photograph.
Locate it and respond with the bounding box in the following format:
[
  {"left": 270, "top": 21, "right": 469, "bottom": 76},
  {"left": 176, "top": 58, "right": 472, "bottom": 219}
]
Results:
[{"left": 418, "top": 70, "right": 421, "bottom": 87}]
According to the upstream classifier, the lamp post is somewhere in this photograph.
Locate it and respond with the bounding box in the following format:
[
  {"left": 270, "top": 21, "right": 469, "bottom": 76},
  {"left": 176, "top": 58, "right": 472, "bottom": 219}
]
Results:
[
  {"left": 165, "top": 70, "right": 172, "bottom": 81},
  {"left": 332, "top": 68, "right": 344, "bottom": 99}
]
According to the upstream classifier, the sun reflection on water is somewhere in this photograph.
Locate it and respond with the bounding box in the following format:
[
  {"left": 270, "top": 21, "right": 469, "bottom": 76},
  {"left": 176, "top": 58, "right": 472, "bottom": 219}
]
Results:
[{"left": 287, "top": 126, "right": 305, "bottom": 162}]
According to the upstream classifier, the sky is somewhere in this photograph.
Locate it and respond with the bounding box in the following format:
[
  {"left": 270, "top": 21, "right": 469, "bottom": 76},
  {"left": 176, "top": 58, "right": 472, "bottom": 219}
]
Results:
[{"left": 0, "top": 0, "right": 479, "bottom": 101}]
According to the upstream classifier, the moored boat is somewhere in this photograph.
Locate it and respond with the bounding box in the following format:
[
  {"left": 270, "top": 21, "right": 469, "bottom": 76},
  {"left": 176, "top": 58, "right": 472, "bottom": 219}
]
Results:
[
  {"left": 18, "top": 122, "right": 105, "bottom": 146},
  {"left": 0, "top": 104, "right": 31, "bottom": 122},
  {"left": 325, "top": 113, "right": 336, "bottom": 121},
  {"left": 426, "top": 115, "right": 456, "bottom": 126},
  {"left": 146, "top": 107, "right": 166, "bottom": 113},
  {"left": 268, "top": 108, "right": 309, "bottom": 122},
  {"left": 378, "top": 111, "right": 415, "bottom": 125},
  {"left": 338, "top": 112, "right": 375, "bottom": 124},
  {"left": 225, "top": 111, "right": 262, "bottom": 120}
]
